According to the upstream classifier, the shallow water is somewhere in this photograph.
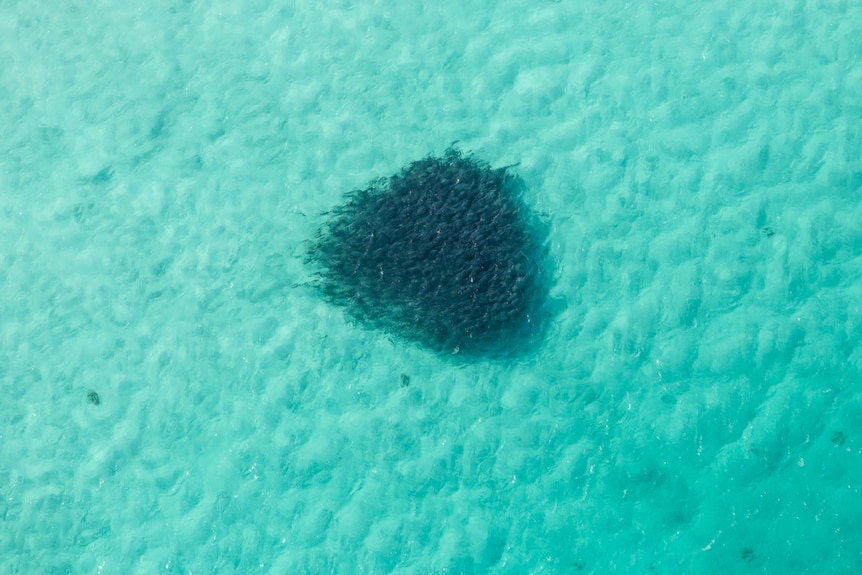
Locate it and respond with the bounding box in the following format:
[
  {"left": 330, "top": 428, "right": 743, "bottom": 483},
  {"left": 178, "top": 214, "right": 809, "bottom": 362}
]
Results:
[{"left": 2, "top": 0, "right": 861, "bottom": 572}]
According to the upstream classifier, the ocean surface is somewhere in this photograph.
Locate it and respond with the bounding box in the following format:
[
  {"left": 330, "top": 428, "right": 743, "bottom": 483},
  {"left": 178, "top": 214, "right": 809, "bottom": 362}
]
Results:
[{"left": 2, "top": 0, "right": 861, "bottom": 573}]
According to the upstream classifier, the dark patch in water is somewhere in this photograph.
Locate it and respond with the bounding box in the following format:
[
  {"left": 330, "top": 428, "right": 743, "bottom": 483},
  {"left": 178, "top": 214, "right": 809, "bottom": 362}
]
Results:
[
  {"left": 307, "top": 148, "right": 552, "bottom": 360},
  {"left": 86, "top": 390, "right": 101, "bottom": 405},
  {"left": 831, "top": 430, "right": 846, "bottom": 446},
  {"left": 86, "top": 166, "right": 114, "bottom": 185}
]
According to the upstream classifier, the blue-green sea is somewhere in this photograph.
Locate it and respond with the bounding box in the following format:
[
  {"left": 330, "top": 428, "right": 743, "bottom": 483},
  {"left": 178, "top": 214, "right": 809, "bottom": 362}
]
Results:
[{"left": 2, "top": 0, "right": 860, "bottom": 573}]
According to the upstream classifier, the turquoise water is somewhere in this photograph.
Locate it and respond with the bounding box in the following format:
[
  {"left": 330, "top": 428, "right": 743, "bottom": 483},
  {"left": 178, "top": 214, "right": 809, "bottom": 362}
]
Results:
[{"left": 2, "top": 0, "right": 861, "bottom": 572}]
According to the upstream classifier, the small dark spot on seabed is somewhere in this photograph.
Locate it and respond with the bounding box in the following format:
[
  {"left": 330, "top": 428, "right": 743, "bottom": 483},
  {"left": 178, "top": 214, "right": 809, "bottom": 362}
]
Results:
[
  {"left": 151, "top": 258, "right": 172, "bottom": 277},
  {"left": 85, "top": 166, "right": 114, "bottom": 185},
  {"left": 400, "top": 373, "right": 410, "bottom": 388},
  {"left": 832, "top": 430, "right": 846, "bottom": 446},
  {"left": 87, "top": 390, "right": 101, "bottom": 405},
  {"left": 761, "top": 226, "right": 775, "bottom": 238},
  {"left": 741, "top": 547, "right": 755, "bottom": 562}
]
